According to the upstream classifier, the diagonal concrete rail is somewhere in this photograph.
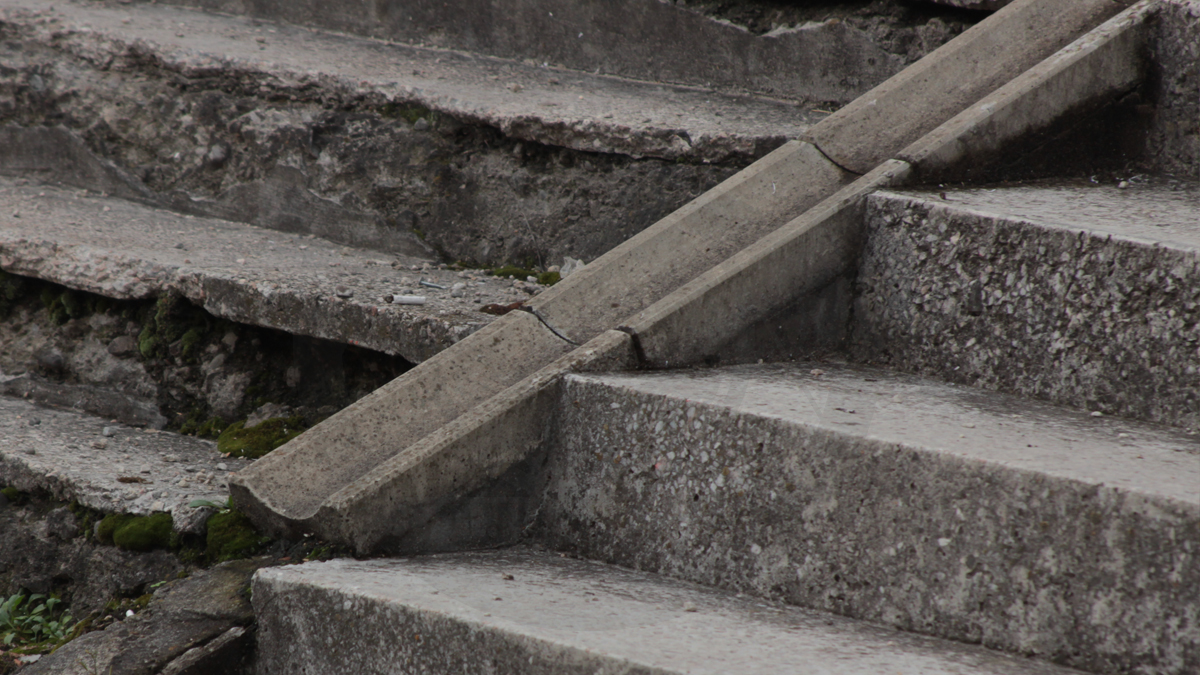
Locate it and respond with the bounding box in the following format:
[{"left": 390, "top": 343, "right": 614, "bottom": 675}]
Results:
[{"left": 231, "top": 0, "right": 1148, "bottom": 552}]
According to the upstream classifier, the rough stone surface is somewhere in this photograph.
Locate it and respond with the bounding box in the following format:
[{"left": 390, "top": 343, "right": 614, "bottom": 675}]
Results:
[
  {"left": 0, "top": 0, "right": 795, "bottom": 265},
  {"left": 1144, "top": 0, "right": 1200, "bottom": 180},
  {"left": 852, "top": 181, "right": 1200, "bottom": 430},
  {"left": 0, "top": 395, "right": 242, "bottom": 533},
  {"left": 0, "top": 177, "right": 514, "bottom": 362},
  {"left": 24, "top": 559, "right": 261, "bottom": 675},
  {"left": 536, "top": 364, "right": 1200, "bottom": 675},
  {"left": 253, "top": 549, "right": 1083, "bottom": 675},
  {"left": 148, "top": 0, "right": 926, "bottom": 105},
  {"left": 0, "top": 496, "right": 183, "bottom": 618}
]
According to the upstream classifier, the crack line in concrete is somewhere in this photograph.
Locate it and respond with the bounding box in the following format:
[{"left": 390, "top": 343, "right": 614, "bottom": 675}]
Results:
[{"left": 518, "top": 306, "right": 580, "bottom": 346}]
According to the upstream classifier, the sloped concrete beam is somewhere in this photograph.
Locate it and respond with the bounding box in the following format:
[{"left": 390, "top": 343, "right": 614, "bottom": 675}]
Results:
[{"left": 804, "top": 0, "right": 1138, "bottom": 173}]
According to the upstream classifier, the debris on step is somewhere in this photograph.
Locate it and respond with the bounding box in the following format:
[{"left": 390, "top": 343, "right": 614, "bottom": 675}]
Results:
[{"left": 0, "top": 396, "right": 246, "bottom": 533}]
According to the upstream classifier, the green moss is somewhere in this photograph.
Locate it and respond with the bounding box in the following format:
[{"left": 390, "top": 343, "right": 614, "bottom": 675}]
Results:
[
  {"left": 138, "top": 323, "right": 159, "bottom": 358},
  {"left": 378, "top": 102, "right": 434, "bottom": 125},
  {"left": 179, "top": 328, "right": 203, "bottom": 359},
  {"left": 97, "top": 512, "right": 173, "bottom": 551},
  {"left": 537, "top": 271, "right": 561, "bottom": 286},
  {"left": 490, "top": 265, "right": 537, "bottom": 280},
  {"left": 216, "top": 416, "right": 305, "bottom": 459},
  {"left": 206, "top": 510, "right": 271, "bottom": 561},
  {"left": 1, "top": 486, "right": 24, "bottom": 504}
]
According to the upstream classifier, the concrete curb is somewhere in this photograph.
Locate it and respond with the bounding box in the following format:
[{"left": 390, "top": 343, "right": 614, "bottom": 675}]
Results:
[
  {"left": 804, "top": 0, "right": 1137, "bottom": 173},
  {"left": 900, "top": 0, "right": 1156, "bottom": 181}
]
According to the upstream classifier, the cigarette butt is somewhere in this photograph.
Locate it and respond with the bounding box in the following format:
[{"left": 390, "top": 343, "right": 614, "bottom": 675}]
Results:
[{"left": 385, "top": 295, "right": 426, "bottom": 305}]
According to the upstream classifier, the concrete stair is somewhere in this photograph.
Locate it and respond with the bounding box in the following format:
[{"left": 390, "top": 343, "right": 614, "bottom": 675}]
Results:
[
  {"left": 5, "top": 0, "right": 1200, "bottom": 673},
  {"left": 253, "top": 548, "right": 1086, "bottom": 675},
  {"left": 536, "top": 364, "right": 1199, "bottom": 674}
]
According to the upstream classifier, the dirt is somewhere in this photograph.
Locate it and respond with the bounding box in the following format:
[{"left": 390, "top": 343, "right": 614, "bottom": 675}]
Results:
[{"left": 679, "top": 0, "right": 988, "bottom": 60}]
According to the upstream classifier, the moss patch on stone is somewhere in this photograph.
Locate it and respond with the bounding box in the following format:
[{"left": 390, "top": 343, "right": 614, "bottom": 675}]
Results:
[
  {"left": 1, "top": 486, "right": 25, "bottom": 504},
  {"left": 96, "top": 512, "right": 174, "bottom": 552},
  {"left": 216, "top": 416, "right": 305, "bottom": 459},
  {"left": 206, "top": 510, "right": 271, "bottom": 562}
]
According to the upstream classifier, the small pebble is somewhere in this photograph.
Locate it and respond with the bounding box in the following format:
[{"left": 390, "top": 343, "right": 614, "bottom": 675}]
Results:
[
  {"left": 335, "top": 286, "right": 354, "bottom": 298},
  {"left": 92, "top": 440, "right": 108, "bottom": 450},
  {"left": 217, "top": 463, "right": 228, "bottom": 471},
  {"left": 102, "top": 426, "right": 117, "bottom": 437},
  {"left": 28, "top": 417, "right": 40, "bottom": 426},
  {"left": 683, "top": 602, "right": 698, "bottom": 612}
]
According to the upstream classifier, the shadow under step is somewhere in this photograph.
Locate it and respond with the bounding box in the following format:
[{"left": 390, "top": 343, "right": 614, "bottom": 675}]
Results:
[
  {"left": 536, "top": 362, "right": 1199, "bottom": 674},
  {"left": 253, "top": 547, "right": 1086, "bottom": 675}
]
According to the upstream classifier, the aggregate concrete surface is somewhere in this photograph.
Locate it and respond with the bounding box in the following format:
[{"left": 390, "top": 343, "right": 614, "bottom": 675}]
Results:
[
  {"left": 0, "top": 0, "right": 818, "bottom": 164},
  {"left": 854, "top": 178, "right": 1200, "bottom": 429},
  {"left": 253, "top": 549, "right": 1084, "bottom": 675},
  {"left": 538, "top": 363, "right": 1199, "bottom": 674},
  {"left": 0, "top": 177, "right": 524, "bottom": 362},
  {"left": 0, "top": 395, "right": 241, "bottom": 532}
]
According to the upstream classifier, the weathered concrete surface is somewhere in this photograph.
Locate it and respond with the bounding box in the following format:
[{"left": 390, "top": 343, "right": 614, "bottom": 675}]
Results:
[
  {"left": 313, "top": 329, "right": 635, "bottom": 553},
  {"left": 231, "top": 310, "right": 575, "bottom": 541},
  {"left": 1145, "top": 0, "right": 1200, "bottom": 179},
  {"left": 231, "top": 0, "right": 1147, "bottom": 551},
  {"left": 150, "top": 0, "right": 915, "bottom": 105},
  {"left": 0, "top": 2, "right": 782, "bottom": 265},
  {"left": 25, "top": 559, "right": 261, "bottom": 675},
  {"left": 232, "top": 140, "right": 854, "bottom": 545},
  {"left": 536, "top": 364, "right": 1200, "bottom": 675},
  {"left": 899, "top": 0, "right": 1152, "bottom": 183},
  {"left": 804, "top": 0, "right": 1138, "bottom": 173},
  {"left": 623, "top": 160, "right": 912, "bottom": 368},
  {"left": 0, "top": 178, "right": 517, "bottom": 363},
  {"left": 0, "top": 395, "right": 241, "bottom": 532},
  {"left": 253, "top": 549, "right": 1085, "bottom": 675},
  {"left": 853, "top": 179, "right": 1200, "bottom": 430},
  {"left": 0, "top": 0, "right": 813, "bottom": 164},
  {"left": 530, "top": 141, "right": 854, "bottom": 345},
  {"left": 1, "top": 495, "right": 183, "bottom": 618}
]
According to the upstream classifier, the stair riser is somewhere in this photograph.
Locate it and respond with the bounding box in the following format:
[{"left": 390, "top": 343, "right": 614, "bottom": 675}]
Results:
[
  {"left": 852, "top": 194, "right": 1200, "bottom": 429},
  {"left": 535, "top": 375, "right": 1200, "bottom": 675}
]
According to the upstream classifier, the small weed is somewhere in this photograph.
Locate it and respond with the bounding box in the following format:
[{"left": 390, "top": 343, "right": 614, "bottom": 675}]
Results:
[
  {"left": 217, "top": 416, "right": 306, "bottom": 458},
  {"left": 0, "top": 592, "right": 77, "bottom": 652}
]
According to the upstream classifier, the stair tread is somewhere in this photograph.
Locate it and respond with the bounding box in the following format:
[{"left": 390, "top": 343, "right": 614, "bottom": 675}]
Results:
[
  {"left": 0, "top": 177, "right": 517, "bottom": 362},
  {"left": 572, "top": 363, "right": 1200, "bottom": 506},
  {"left": 887, "top": 177, "right": 1200, "bottom": 251},
  {"left": 254, "top": 548, "right": 1084, "bottom": 675},
  {"left": 0, "top": 393, "right": 238, "bottom": 532},
  {"left": 0, "top": 0, "right": 815, "bottom": 163}
]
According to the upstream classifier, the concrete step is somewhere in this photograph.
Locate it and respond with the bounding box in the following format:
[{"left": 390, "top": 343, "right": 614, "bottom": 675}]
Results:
[
  {"left": 0, "top": 393, "right": 241, "bottom": 533},
  {"left": 852, "top": 176, "right": 1200, "bottom": 429},
  {"left": 0, "top": 0, "right": 822, "bottom": 266},
  {"left": 252, "top": 548, "right": 1084, "bottom": 675},
  {"left": 144, "top": 0, "right": 973, "bottom": 104},
  {"left": 0, "top": 176, "right": 521, "bottom": 363},
  {"left": 534, "top": 363, "right": 1200, "bottom": 674}
]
